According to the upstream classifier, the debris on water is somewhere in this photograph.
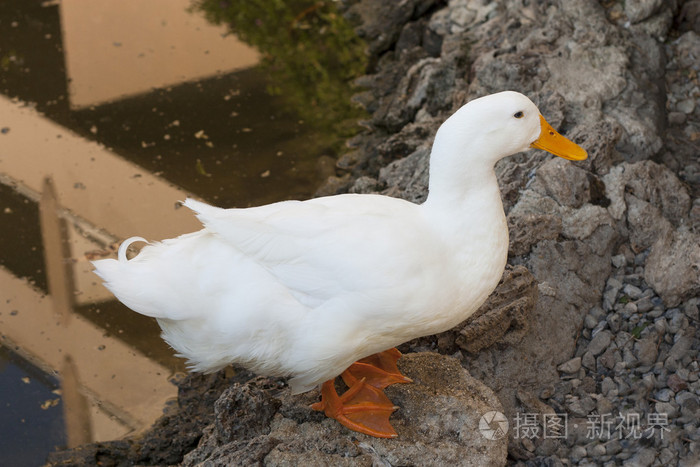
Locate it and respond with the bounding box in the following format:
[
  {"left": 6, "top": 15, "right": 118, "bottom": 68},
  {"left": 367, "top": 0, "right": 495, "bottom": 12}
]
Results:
[
  {"left": 40, "top": 399, "right": 60, "bottom": 410},
  {"left": 195, "top": 159, "right": 212, "bottom": 177}
]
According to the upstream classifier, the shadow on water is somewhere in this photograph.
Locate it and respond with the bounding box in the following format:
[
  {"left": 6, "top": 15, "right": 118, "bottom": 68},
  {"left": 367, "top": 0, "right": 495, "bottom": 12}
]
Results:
[{"left": 0, "top": 0, "right": 366, "bottom": 464}]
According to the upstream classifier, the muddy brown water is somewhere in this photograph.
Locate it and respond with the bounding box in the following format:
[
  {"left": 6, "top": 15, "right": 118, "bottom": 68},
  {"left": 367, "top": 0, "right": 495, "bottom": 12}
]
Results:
[{"left": 0, "top": 1, "right": 342, "bottom": 464}]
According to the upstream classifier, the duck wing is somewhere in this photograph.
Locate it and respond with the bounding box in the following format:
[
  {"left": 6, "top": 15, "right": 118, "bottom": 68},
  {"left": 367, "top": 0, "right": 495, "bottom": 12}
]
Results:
[{"left": 182, "top": 196, "right": 441, "bottom": 310}]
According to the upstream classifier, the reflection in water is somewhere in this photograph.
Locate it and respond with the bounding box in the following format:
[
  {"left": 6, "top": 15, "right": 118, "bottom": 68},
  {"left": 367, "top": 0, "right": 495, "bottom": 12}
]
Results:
[
  {"left": 39, "top": 177, "right": 74, "bottom": 326},
  {"left": 0, "top": 0, "right": 364, "bottom": 463},
  {"left": 0, "top": 347, "right": 64, "bottom": 467},
  {"left": 194, "top": 0, "right": 367, "bottom": 138}
]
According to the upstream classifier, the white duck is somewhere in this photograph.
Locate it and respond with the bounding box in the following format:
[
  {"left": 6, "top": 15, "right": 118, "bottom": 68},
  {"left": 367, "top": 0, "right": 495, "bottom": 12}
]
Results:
[{"left": 93, "top": 91, "right": 586, "bottom": 438}]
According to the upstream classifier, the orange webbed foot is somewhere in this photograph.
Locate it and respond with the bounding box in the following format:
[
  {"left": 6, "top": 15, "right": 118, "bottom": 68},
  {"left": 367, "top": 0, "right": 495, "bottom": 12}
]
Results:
[
  {"left": 311, "top": 377, "right": 398, "bottom": 438},
  {"left": 343, "top": 347, "right": 413, "bottom": 389},
  {"left": 311, "top": 348, "right": 411, "bottom": 438}
]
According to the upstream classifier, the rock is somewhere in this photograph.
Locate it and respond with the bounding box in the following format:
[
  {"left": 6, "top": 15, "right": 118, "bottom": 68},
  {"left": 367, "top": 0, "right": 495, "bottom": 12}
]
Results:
[
  {"left": 346, "top": 0, "right": 438, "bottom": 56},
  {"left": 667, "top": 373, "right": 689, "bottom": 392},
  {"left": 314, "top": 174, "right": 353, "bottom": 197},
  {"left": 655, "top": 401, "right": 679, "bottom": 419},
  {"left": 645, "top": 227, "right": 700, "bottom": 307},
  {"left": 507, "top": 209, "right": 563, "bottom": 256},
  {"left": 655, "top": 388, "right": 674, "bottom": 402},
  {"left": 588, "top": 330, "right": 613, "bottom": 356},
  {"left": 567, "top": 395, "right": 596, "bottom": 417},
  {"left": 634, "top": 334, "right": 659, "bottom": 366},
  {"left": 601, "top": 377, "right": 616, "bottom": 397},
  {"left": 454, "top": 265, "right": 538, "bottom": 353},
  {"left": 625, "top": 0, "right": 665, "bottom": 23},
  {"left": 626, "top": 446, "right": 658, "bottom": 466},
  {"left": 558, "top": 357, "right": 582, "bottom": 374},
  {"left": 562, "top": 204, "right": 614, "bottom": 241},
  {"left": 213, "top": 377, "right": 282, "bottom": 443},
  {"left": 582, "top": 351, "right": 596, "bottom": 371},
  {"left": 378, "top": 146, "right": 431, "bottom": 203},
  {"left": 183, "top": 353, "right": 507, "bottom": 466},
  {"left": 667, "top": 328, "right": 696, "bottom": 363},
  {"left": 603, "top": 161, "right": 692, "bottom": 225},
  {"left": 536, "top": 158, "right": 591, "bottom": 208},
  {"left": 677, "top": 392, "right": 700, "bottom": 420}
]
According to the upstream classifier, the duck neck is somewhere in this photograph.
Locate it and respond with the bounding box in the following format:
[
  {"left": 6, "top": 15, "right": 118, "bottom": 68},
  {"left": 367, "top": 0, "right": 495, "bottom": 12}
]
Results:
[{"left": 423, "top": 161, "right": 501, "bottom": 209}]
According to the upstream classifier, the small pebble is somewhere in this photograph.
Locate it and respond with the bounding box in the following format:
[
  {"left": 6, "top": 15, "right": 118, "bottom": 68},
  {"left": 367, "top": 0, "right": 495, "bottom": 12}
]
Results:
[
  {"left": 571, "top": 446, "right": 587, "bottom": 459},
  {"left": 584, "top": 313, "right": 599, "bottom": 329},
  {"left": 622, "top": 284, "right": 643, "bottom": 299},
  {"left": 558, "top": 357, "right": 582, "bottom": 374},
  {"left": 655, "top": 401, "right": 679, "bottom": 418},
  {"left": 588, "top": 330, "right": 612, "bottom": 356},
  {"left": 611, "top": 254, "right": 626, "bottom": 268},
  {"left": 655, "top": 388, "right": 674, "bottom": 402}
]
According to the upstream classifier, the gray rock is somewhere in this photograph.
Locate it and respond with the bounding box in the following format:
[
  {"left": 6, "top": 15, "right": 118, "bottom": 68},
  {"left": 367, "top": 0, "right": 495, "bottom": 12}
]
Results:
[
  {"left": 655, "top": 388, "right": 674, "bottom": 402},
  {"left": 625, "top": 194, "right": 673, "bottom": 252},
  {"left": 588, "top": 330, "right": 613, "bottom": 356},
  {"left": 596, "top": 397, "right": 614, "bottom": 416},
  {"left": 684, "top": 299, "right": 700, "bottom": 322},
  {"left": 582, "top": 351, "right": 596, "bottom": 371},
  {"left": 453, "top": 265, "right": 538, "bottom": 354},
  {"left": 570, "top": 445, "right": 587, "bottom": 460},
  {"left": 677, "top": 98, "right": 697, "bottom": 114},
  {"left": 625, "top": 0, "right": 665, "bottom": 23},
  {"left": 608, "top": 313, "right": 622, "bottom": 332},
  {"left": 645, "top": 227, "right": 700, "bottom": 307},
  {"left": 584, "top": 313, "right": 599, "bottom": 330},
  {"left": 667, "top": 328, "right": 695, "bottom": 363},
  {"left": 668, "top": 111, "right": 687, "bottom": 125},
  {"left": 506, "top": 190, "right": 563, "bottom": 256},
  {"left": 603, "top": 278, "right": 623, "bottom": 311},
  {"left": 537, "top": 158, "right": 590, "bottom": 208},
  {"left": 378, "top": 146, "right": 431, "bottom": 204},
  {"left": 626, "top": 446, "right": 658, "bottom": 466},
  {"left": 634, "top": 334, "right": 659, "bottom": 366},
  {"left": 601, "top": 377, "right": 616, "bottom": 397},
  {"left": 667, "top": 308, "right": 688, "bottom": 334},
  {"left": 605, "top": 439, "right": 622, "bottom": 455},
  {"left": 567, "top": 395, "right": 596, "bottom": 417},
  {"left": 558, "top": 357, "right": 582, "bottom": 374},
  {"left": 636, "top": 297, "right": 654, "bottom": 313},
  {"left": 604, "top": 161, "right": 692, "bottom": 225},
  {"left": 611, "top": 254, "right": 626, "bottom": 268},
  {"left": 562, "top": 204, "right": 614, "bottom": 240},
  {"left": 622, "top": 284, "right": 643, "bottom": 300},
  {"left": 654, "top": 401, "right": 679, "bottom": 419},
  {"left": 676, "top": 392, "right": 700, "bottom": 419}
]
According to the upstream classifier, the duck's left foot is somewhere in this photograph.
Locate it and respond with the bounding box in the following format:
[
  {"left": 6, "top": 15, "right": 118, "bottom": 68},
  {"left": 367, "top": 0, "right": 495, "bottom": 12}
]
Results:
[
  {"left": 343, "top": 348, "right": 412, "bottom": 389},
  {"left": 311, "top": 377, "right": 398, "bottom": 438},
  {"left": 311, "top": 348, "right": 412, "bottom": 438}
]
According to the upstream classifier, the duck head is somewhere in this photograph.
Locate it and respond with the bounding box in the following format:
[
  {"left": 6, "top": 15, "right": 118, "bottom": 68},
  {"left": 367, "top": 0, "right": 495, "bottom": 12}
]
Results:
[{"left": 428, "top": 91, "right": 587, "bottom": 184}]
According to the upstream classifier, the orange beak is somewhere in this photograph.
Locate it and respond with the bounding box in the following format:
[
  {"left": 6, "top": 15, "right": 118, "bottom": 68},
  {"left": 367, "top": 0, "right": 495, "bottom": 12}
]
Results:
[{"left": 530, "top": 115, "right": 587, "bottom": 161}]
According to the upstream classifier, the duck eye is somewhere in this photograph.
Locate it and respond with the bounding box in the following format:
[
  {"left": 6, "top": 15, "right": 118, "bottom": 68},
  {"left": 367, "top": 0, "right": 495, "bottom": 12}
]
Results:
[{"left": 514, "top": 111, "right": 524, "bottom": 119}]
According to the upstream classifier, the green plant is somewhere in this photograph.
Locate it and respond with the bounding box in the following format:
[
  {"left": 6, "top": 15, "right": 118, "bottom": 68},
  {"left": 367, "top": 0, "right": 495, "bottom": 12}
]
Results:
[{"left": 192, "top": 0, "right": 367, "bottom": 138}]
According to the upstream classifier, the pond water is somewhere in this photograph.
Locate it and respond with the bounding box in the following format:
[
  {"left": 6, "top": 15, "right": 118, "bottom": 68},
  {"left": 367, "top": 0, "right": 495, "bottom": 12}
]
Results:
[{"left": 0, "top": 0, "right": 361, "bottom": 464}]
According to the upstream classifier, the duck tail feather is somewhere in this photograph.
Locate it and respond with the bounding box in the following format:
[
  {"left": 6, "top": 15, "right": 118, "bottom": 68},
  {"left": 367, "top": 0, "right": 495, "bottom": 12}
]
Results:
[{"left": 117, "top": 236, "right": 149, "bottom": 262}]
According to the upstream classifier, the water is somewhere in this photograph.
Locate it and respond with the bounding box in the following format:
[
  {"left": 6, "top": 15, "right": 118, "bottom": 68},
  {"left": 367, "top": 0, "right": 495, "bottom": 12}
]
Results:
[
  {"left": 0, "top": 0, "right": 360, "bottom": 463},
  {"left": 0, "top": 347, "right": 64, "bottom": 467}
]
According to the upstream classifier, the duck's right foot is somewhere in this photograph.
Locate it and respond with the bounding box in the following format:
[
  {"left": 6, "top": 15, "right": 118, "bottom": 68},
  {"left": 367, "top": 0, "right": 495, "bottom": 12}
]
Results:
[{"left": 311, "top": 377, "right": 398, "bottom": 438}]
